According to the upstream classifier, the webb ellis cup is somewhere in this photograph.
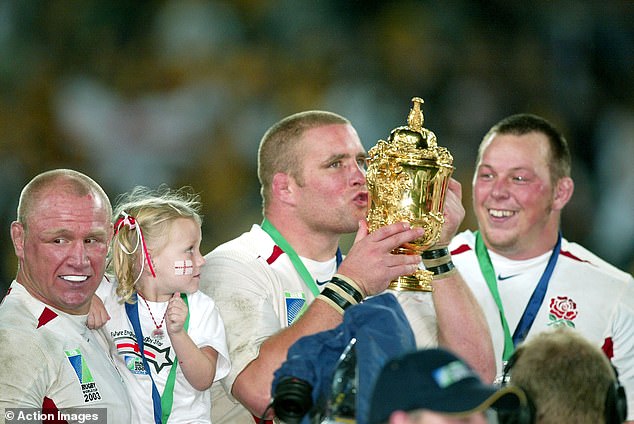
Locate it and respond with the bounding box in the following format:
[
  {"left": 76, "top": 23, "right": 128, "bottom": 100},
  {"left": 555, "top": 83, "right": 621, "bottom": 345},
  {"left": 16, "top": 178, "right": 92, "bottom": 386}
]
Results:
[{"left": 366, "top": 97, "right": 454, "bottom": 291}]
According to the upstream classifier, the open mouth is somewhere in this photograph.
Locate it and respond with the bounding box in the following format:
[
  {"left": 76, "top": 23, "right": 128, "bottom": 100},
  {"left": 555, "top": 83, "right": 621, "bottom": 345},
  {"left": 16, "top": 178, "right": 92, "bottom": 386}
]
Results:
[{"left": 354, "top": 191, "right": 369, "bottom": 205}]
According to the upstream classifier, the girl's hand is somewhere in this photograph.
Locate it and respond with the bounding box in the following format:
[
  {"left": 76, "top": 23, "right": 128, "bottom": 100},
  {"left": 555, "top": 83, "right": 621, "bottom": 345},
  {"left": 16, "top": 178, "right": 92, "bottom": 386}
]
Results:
[
  {"left": 87, "top": 295, "right": 110, "bottom": 329},
  {"left": 165, "top": 292, "right": 188, "bottom": 335}
]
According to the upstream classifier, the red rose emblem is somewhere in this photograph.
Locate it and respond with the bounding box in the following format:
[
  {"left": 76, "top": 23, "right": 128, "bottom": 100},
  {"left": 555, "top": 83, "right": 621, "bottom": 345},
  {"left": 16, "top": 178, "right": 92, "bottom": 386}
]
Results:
[{"left": 549, "top": 296, "right": 578, "bottom": 321}]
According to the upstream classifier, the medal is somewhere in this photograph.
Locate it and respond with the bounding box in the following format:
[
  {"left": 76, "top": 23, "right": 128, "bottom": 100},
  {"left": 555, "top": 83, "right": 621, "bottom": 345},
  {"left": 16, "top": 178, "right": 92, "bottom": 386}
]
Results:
[{"left": 151, "top": 327, "right": 165, "bottom": 339}]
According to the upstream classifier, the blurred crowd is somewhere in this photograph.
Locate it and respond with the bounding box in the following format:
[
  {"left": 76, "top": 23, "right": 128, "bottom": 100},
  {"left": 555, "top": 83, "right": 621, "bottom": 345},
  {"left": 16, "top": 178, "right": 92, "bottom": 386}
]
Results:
[{"left": 1, "top": 0, "right": 633, "bottom": 292}]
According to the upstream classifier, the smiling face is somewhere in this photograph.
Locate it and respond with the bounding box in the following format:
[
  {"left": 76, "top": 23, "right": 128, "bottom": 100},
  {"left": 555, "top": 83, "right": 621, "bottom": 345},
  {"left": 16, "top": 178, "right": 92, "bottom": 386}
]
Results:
[
  {"left": 11, "top": 186, "right": 112, "bottom": 315},
  {"left": 143, "top": 217, "right": 205, "bottom": 301},
  {"left": 290, "top": 123, "right": 369, "bottom": 236},
  {"left": 472, "top": 132, "right": 573, "bottom": 259}
]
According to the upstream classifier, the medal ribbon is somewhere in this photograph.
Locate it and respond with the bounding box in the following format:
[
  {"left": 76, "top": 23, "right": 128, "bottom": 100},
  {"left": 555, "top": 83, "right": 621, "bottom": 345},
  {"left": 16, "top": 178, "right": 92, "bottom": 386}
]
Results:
[
  {"left": 125, "top": 293, "right": 190, "bottom": 424},
  {"left": 261, "top": 219, "right": 342, "bottom": 297},
  {"left": 474, "top": 230, "right": 561, "bottom": 360}
]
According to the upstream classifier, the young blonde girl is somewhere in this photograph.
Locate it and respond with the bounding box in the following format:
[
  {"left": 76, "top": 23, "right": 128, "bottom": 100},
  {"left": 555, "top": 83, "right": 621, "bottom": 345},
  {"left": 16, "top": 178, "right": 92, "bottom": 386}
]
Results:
[{"left": 95, "top": 185, "right": 230, "bottom": 424}]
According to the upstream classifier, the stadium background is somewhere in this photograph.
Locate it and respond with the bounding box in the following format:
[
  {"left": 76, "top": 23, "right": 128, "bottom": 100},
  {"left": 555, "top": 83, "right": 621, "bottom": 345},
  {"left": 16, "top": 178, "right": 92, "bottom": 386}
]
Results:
[{"left": 1, "top": 0, "right": 633, "bottom": 292}]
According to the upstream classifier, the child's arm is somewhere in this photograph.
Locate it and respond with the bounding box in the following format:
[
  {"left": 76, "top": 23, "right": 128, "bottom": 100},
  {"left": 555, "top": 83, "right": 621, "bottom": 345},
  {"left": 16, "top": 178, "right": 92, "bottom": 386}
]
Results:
[
  {"left": 87, "top": 294, "right": 110, "bottom": 329},
  {"left": 165, "top": 292, "right": 219, "bottom": 391}
]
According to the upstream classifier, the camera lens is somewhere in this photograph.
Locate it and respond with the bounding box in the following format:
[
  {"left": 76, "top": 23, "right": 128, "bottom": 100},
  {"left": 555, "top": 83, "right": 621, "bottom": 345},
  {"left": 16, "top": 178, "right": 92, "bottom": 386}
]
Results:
[{"left": 273, "top": 377, "right": 313, "bottom": 424}]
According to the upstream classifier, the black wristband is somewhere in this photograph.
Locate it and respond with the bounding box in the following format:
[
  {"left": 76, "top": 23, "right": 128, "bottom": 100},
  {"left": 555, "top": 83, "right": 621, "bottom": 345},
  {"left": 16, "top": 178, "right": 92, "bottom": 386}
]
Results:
[
  {"left": 421, "top": 247, "right": 450, "bottom": 260},
  {"left": 330, "top": 276, "right": 363, "bottom": 303},
  {"left": 320, "top": 287, "right": 353, "bottom": 311},
  {"left": 426, "top": 260, "right": 455, "bottom": 276}
]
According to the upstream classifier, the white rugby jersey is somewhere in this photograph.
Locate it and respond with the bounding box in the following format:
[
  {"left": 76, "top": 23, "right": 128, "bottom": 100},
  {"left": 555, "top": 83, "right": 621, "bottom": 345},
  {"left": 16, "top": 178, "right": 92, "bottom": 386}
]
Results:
[
  {"left": 0, "top": 281, "right": 132, "bottom": 423},
  {"left": 200, "top": 224, "right": 439, "bottom": 424},
  {"left": 450, "top": 230, "right": 634, "bottom": 420},
  {"left": 96, "top": 280, "right": 230, "bottom": 424}
]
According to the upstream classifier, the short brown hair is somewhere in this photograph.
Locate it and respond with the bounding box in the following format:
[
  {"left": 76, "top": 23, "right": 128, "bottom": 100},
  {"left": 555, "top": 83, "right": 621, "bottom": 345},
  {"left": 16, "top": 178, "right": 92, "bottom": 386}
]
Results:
[
  {"left": 257, "top": 110, "right": 350, "bottom": 213},
  {"left": 478, "top": 113, "right": 571, "bottom": 183}
]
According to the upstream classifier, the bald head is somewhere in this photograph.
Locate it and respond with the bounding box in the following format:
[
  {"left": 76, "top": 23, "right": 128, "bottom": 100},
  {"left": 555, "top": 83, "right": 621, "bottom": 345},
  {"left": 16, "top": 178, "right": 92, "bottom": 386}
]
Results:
[{"left": 17, "top": 169, "right": 112, "bottom": 229}]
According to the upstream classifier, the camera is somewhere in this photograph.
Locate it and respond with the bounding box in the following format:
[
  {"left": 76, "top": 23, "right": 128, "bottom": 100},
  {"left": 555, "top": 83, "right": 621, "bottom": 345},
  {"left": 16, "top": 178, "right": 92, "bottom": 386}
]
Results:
[{"left": 272, "top": 376, "right": 314, "bottom": 424}]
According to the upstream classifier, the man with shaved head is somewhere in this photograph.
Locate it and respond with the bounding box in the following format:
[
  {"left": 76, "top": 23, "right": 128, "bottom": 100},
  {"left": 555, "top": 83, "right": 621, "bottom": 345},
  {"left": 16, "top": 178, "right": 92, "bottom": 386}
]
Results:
[
  {"left": 200, "top": 110, "right": 494, "bottom": 423},
  {"left": 0, "top": 169, "right": 131, "bottom": 422}
]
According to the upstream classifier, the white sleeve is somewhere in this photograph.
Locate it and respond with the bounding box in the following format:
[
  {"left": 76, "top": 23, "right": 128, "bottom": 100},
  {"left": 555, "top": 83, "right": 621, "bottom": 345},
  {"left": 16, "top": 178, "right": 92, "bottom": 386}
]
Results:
[{"left": 609, "top": 275, "right": 634, "bottom": 421}]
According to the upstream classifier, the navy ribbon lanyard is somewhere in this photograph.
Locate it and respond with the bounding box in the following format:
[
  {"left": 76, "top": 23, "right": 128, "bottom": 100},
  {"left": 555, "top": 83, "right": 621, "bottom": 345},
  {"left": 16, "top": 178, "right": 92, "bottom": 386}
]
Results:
[
  {"left": 125, "top": 293, "right": 190, "bottom": 424},
  {"left": 474, "top": 231, "right": 561, "bottom": 360},
  {"left": 511, "top": 233, "right": 562, "bottom": 345}
]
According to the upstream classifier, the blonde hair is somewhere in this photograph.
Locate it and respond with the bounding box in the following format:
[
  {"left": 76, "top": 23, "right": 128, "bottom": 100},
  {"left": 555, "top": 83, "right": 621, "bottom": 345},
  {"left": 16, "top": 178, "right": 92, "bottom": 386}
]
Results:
[
  {"left": 108, "top": 185, "right": 202, "bottom": 302},
  {"left": 510, "top": 327, "right": 617, "bottom": 424}
]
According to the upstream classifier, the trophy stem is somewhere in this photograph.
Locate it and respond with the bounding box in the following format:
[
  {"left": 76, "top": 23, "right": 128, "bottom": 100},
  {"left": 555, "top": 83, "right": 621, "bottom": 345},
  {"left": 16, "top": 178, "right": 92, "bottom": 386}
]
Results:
[{"left": 388, "top": 269, "right": 434, "bottom": 292}]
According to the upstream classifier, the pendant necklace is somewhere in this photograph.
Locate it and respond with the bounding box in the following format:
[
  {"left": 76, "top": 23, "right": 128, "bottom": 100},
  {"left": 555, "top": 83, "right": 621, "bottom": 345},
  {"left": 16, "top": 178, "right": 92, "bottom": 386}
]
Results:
[{"left": 138, "top": 292, "right": 167, "bottom": 339}]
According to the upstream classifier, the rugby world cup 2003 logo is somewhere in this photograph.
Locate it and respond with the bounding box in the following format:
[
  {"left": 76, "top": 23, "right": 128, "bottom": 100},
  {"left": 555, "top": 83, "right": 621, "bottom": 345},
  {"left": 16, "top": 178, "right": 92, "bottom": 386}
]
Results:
[
  {"left": 65, "top": 348, "right": 103, "bottom": 403},
  {"left": 547, "top": 295, "right": 578, "bottom": 328}
]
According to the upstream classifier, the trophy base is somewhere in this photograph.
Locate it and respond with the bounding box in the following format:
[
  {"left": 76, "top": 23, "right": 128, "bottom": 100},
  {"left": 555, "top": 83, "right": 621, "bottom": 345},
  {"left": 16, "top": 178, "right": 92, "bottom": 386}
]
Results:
[{"left": 388, "top": 269, "right": 434, "bottom": 292}]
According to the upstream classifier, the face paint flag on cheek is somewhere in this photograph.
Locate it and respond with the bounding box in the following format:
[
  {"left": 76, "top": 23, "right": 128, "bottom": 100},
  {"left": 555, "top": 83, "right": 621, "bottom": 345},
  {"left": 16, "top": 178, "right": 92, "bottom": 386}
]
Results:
[{"left": 174, "top": 260, "right": 193, "bottom": 276}]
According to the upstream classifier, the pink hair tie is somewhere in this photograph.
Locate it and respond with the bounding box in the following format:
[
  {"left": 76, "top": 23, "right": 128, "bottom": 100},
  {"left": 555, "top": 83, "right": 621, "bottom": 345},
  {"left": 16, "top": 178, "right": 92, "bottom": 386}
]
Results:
[
  {"left": 114, "top": 211, "right": 156, "bottom": 279},
  {"left": 114, "top": 213, "right": 137, "bottom": 234}
]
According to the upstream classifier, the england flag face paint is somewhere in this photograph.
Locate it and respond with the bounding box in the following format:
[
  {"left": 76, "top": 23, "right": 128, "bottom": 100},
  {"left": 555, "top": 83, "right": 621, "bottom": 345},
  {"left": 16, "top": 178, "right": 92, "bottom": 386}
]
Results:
[{"left": 174, "top": 260, "right": 193, "bottom": 276}]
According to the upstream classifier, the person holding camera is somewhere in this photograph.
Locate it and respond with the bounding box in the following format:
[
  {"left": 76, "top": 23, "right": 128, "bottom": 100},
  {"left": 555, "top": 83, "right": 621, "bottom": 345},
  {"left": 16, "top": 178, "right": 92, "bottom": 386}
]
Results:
[{"left": 200, "top": 110, "right": 494, "bottom": 423}]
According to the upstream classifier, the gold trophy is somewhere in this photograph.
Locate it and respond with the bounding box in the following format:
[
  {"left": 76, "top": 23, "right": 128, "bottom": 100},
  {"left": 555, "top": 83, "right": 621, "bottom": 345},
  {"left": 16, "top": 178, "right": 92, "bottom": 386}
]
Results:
[{"left": 366, "top": 97, "right": 454, "bottom": 291}]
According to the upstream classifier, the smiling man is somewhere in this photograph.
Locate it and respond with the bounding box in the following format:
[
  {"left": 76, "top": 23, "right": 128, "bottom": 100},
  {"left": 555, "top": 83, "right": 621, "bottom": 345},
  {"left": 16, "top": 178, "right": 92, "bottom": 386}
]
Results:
[
  {"left": 448, "top": 114, "right": 634, "bottom": 422},
  {"left": 0, "top": 169, "right": 131, "bottom": 422}
]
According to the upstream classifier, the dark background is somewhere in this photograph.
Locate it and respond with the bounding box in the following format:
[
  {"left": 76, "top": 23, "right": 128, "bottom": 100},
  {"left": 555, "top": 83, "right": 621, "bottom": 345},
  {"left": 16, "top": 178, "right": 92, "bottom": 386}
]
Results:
[{"left": 1, "top": 0, "right": 633, "bottom": 293}]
